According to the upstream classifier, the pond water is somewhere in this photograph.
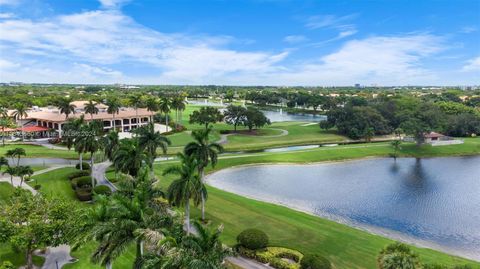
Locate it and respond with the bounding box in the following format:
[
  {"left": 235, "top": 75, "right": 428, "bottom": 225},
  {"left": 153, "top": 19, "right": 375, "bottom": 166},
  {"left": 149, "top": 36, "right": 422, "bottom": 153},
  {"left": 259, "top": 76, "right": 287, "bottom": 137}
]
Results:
[
  {"left": 207, "top": 156, "right": 480, "bottom": 260},
  {"left": 261, "top": 108, "right": 326, "bottom": 122}
]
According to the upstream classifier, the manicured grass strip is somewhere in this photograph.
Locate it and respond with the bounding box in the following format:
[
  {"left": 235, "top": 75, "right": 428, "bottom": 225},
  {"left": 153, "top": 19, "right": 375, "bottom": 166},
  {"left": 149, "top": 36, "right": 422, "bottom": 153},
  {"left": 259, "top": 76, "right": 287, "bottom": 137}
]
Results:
[
  {"left": 29, "top": 167, "right": 79, "bottom": 202},
  {"left": 0, "top": 144, "right": 79, "bottom": 159}
]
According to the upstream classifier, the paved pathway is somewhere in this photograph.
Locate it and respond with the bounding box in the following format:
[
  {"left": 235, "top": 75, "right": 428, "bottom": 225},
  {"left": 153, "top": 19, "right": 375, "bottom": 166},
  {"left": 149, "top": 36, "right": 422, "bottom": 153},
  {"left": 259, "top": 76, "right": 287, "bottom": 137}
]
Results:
[
  {"left": 34, "top": 245, "right": 76, "bottom": 269},
  {"left": 92, "top": 161, "right": 117, "bottom": 191},
  {"left": 0, "top": 165, "right": 71, "bottom": 194}
]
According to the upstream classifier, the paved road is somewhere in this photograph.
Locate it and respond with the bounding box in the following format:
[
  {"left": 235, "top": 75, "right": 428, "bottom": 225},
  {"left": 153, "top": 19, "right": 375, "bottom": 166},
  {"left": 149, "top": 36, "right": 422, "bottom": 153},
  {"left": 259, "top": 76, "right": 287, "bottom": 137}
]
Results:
[
  {"left": 34, "top": 245, "right": 76, "bottom": 269},
  {"left": 92, "top": 161, "right": 117, "bottom": 191}
]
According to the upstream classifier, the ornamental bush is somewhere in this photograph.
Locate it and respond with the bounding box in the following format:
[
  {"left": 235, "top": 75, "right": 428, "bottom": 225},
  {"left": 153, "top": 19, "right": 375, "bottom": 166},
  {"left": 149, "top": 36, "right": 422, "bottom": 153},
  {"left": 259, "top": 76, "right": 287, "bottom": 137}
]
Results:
[
  {"left": 75, "top": 162, "right": 90, "bottom": 170},
  {"left": 75, "top": 176, "right": 93, "bottom": 188},
  {"left": 300, "top": 254, "right": 331, "bottom": 269},
  {"left": 75, "top": 187, "right": 92, "bottom": 201},
  {"left": 93, "top": 185, "right": 112, "bottom": 196},
  {"left": 68, "top": 170, "right": 90, "bottom": 180},
  {"left": 237, "top": 229, "right": 269, "bottom": 250}
]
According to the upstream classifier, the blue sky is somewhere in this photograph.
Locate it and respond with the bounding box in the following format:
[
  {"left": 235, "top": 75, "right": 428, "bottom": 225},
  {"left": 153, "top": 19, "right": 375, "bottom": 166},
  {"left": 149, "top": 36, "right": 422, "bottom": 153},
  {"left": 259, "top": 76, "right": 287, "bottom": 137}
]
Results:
[{"left": 0, "top": 0, "right": 479, "bottom": 85}]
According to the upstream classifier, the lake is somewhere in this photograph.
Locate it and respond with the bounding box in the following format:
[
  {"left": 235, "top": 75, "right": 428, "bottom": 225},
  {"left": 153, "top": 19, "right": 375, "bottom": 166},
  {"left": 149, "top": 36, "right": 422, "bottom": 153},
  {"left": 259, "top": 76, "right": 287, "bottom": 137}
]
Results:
[
  {"left": 261, "top": 108, "right": 326, "bottom": 122},
  {"left": 206, "top": 156, "right": 480, "bottom": 260}
]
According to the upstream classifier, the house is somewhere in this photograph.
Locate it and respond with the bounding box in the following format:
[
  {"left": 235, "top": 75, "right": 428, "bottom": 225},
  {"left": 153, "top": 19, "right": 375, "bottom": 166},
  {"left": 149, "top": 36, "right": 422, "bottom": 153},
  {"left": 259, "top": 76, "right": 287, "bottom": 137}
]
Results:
[
  {"left": 423, "top": 132, "right": 445, "bottom": 143},
  {"left": 9, "top": 101, "right": 159, "bottom": 137}
]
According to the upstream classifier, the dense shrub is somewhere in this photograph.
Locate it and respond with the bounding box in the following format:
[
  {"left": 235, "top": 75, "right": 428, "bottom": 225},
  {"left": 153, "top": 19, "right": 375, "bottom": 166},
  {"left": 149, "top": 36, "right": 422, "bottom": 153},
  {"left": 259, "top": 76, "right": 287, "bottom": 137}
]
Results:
[
  {"left": 33, "top": 184, "right": 41, "bottom": 190},
  {"left": 0, "top": 261, "right": 14, "bottom": 269},
  {"left": 68, "top": 170, "right": 90, "bottom": 180},
  {"left": 237, "top": 229, "right": 269, "bottom": 250},
  {"left": 75, "top": 162, "right": 90, "bottom": 170},
  {"left": 93, "top": 185, "right": 112, "bottom": 196},
  {"left": 237, "top": 247, "right": 302, "bottom": 269},
  {"left": 75, "top": 176, "right": 93, "bottom": 188},
  {"left": 75, "top": 187, "right": 92, "bottom": 201},
  {"left": 377, "top": 242, "right": 420, "bottom": 269},
  {"left": 300, "top": 254, "right": 331, "bottom": 269}
]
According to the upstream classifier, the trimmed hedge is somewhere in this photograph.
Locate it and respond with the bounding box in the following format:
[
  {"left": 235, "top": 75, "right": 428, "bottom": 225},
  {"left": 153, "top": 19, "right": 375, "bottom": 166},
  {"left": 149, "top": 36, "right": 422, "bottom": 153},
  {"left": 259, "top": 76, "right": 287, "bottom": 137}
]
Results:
[
  {"left": 238, "top": 247, "right": 303, "bottom": 269},
  {"left": 75, "top": 162, "right": 90, "bottom": 170},
  {"left": 74, "top": 176, "right": 93, "bottom": 188},
  {"left": 75, "top": 187, "right": 92, "bottom": 201},
  {"left": 93, "top": 185, "right": 112, "bottom": 196},
  {"left": 237, "top": 229, "right": 269, "bottom": 250},
  {"left": 68, "top": 170, "right": 90, "bottom": 180},
  {"left": 300, "top": 254, "right": 331, "bottom": 269}
]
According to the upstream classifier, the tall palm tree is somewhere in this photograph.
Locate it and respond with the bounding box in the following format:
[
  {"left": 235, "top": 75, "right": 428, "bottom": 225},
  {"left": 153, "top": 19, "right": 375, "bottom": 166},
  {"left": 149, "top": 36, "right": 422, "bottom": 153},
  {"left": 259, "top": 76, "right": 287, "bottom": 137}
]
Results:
[
  {"left": 128, "top": 94, "right": 144, "bottom": 121},
  {"left": 163, "top": 153, "right": 203, "bottom": 235},
  {"left": 62, "top": 115, "right": 86, "bottom": 151},
  {"left": 113, "top": 138, "right": 149, "bottom": 178},
  {"left": 135, "top": 123, "right": 171, "bottom": 179},
  {"left": 158, "top": 97, "right": 171, "bottom": 130},
  {"left": 0, "top": 107, "right": 11, "bottom": 146},
  {"left": 11, "top": 103, "right": 28, "bottom": 141},
  {"left": 58, "top": 98, "right": 76, "bottom": 119},
  {"left": 145, "top": 97, "right": 159, "bottom": 123},
  {"left": 76, "top": 121, "right": 102, "bottom": 187},
  {"left": 101, "top": 130, "right": 120, "bottom": 161},
  {"left": 184, "top": 126, "right": 223, "bottom": 221},
  {"left": 3, "top": 166, "right": 17, "bottom": 185},
  {"left": 85, "top": 100, "right": 99, "bottom": 120},
  {"left": 0, "top": 156, "right": 9, "bottom": 183},
  {"left": 106, "top": 98, "right": 121, "bottom": 131},
  {"left": 170, "top": 97, "right": 186, "bottom": 130},
  {"left": 6, "top": 147, "right": 26, "bottom": 166},
  {"left": 16, "top": 165, "right": 33, "bottom": 186}
]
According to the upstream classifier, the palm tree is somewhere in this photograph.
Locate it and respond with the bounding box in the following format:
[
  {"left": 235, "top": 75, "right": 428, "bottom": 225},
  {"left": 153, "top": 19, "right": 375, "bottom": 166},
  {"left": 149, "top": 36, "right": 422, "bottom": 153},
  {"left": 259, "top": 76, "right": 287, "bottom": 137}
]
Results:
[
  {"left": 58, "top": 98, "right": 76, "bottom": 119},
  {"left": 0, "top": 107, "right": 11, "bottom": 147},
  {"left": 11, "top": 103, "right": 28, "bottom": 141},
  {"left": 106, "top": 98, "right": 121, "bottom": 131},
  {"left": 6, "top": 147, "right": 26, "bottom": 166},
  {"left": 158, "top": 97, "right": 171, "bottom": 130},
  {"left": 135, "top": 123, "right": 171, "bottom": 179},
  {"left": 101, "top": 130, "right": 120, "bottom": 161},
  {"left": 62, "top": 115, "right": 86, "bottom": 151},
  {"left": 128, "top": 94, "right": 144, "bottom": 121},
  {"left": 145, "top": 97, "right": 159, "bottom": 123},
  {"left": 85, "top": 100, "right": 99, "bottom": 120},
  {"left": 391, "top": 140, "right": 402, "bottom": 160},
  {"left": 74, "top": 171, "right": 167, "bottom": 269},
  {"left": 3, "top": 166, "right": 17, "bottom": 185},
  {"left": 16, "top": 165, "right": 33, "bottom": 186},
  {"left": 113, "top": 138, "right": 149, "bottom": 178},
  {"left": 76, "top": 121, "right": 102, "bottom": 187},
  {"left": 163, "top": 153, "right": 203, "bottom": 235},
  {"left": 184, "top": 126, "right": 223, "bottom": 221},
  {"left": 170, "top": 97, "right": 186, "bottom": 130}
]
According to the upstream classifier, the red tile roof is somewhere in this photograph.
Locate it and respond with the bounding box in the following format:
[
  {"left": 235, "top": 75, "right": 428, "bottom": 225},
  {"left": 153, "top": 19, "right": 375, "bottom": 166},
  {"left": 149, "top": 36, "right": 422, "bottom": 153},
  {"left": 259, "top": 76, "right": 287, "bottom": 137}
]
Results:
[
  {"left": 424, "top": 132, "right": 445, "bottom": 138},
  {"left": 16, "top": 126, "right": 50, "bottom": 132}
]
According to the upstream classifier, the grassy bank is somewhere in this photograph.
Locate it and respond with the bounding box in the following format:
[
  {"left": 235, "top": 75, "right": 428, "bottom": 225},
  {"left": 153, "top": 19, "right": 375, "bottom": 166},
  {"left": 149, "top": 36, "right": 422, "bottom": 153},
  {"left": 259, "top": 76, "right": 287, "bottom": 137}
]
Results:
[{"left": 0, "top": 144, "right": 79, "bottom": 159}]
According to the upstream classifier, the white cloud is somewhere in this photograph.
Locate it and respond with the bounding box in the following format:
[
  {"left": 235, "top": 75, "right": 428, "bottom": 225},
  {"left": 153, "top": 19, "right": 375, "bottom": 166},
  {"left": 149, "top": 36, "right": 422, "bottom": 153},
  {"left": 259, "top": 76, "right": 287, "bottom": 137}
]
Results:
[
  {"left": 283, "top": 35, "right": 308, "bottom": 44},
  {"left": 305, "top": 14, "right": 357, "bottom": 30},
  {"left": 0, "top": 0, "right": 19, "bottom": 6},
  {"left": 460, "top": 26, "right": 477, "bottom": 34},
  {"left": 462, "top": 56, "right": 480, "bottom": 72},
  {"left": 0, "top": 7, "right": 472, "bottom": 85},
  {"left": 0, "top": 13, "right": 15, "bottom": 19},
  {"left": 98, "top": 0, "right": 131, "bottom": 9}
]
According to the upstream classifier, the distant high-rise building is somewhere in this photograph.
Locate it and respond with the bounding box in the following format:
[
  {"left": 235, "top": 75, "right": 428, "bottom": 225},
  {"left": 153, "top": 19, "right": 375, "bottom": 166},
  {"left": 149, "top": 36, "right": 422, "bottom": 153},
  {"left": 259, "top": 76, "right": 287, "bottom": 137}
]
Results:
[{"left": 354, "top": 83, "right": 361, "bottom": 88}]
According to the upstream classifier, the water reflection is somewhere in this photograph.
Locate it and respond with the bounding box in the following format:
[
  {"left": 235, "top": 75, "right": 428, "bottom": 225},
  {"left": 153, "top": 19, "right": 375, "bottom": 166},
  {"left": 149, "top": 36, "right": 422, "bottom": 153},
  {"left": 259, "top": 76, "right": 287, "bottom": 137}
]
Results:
[{"left": 207, "top": 156, "right": 480, "bottom": 260}]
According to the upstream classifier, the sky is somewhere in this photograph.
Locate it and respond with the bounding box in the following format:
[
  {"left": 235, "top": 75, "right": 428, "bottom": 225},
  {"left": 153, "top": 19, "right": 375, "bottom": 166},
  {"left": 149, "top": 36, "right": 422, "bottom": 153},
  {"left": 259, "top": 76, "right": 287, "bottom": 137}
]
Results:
[{"left": 0, "top": 0, "right": 479, "bottom": 86}]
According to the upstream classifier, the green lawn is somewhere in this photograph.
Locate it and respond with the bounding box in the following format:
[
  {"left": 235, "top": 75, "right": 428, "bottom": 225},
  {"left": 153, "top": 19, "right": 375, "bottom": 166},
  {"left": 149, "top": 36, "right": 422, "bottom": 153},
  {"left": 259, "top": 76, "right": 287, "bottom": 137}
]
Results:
[
  {"left": 0, "top": 144, "right": 79, "bottom": 159},
  {"left": 1, "top": 137, "right": 479, "bottom": 269},
  {"left": 153, "top": 138, "right": 480, "bottom": 269}
]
